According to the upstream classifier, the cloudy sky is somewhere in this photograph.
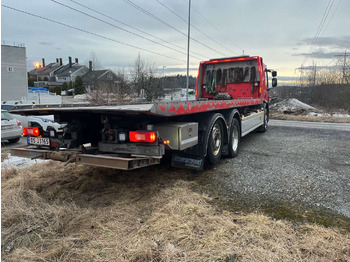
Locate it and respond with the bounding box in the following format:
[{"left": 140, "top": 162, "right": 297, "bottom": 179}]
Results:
[{"left": 1, "top": 0, "right": 349, "bottom": 82}]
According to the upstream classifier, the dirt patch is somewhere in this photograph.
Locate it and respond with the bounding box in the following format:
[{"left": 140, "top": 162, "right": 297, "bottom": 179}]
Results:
[
  {"left": 270, "top": 112, "right": 350, "bottom": 123},
  {"left": 2, "top": 162, "right": 350, "bottom": 261}
]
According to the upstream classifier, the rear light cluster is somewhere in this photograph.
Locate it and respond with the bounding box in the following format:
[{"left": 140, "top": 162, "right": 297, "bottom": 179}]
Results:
[
  {"left": 129, "top": 131, "right": 157, "bottom": 143},
  {"left": 23, "top": 127, "right": 40, "bottom": 137},
  {"left": 101, "top": 129, "right": 128, "bottom": 143},
  {"left": 102, "top": 129, "right": 162, "bottom": 144}
]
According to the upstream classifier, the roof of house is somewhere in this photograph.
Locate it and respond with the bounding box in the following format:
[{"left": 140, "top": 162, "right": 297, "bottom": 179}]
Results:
[
  {"left": 28, "top": 62, "right": 62, "bottom": 76},
  {"left": 55, "top": 63, "right": 88, "bottom": 77},
  {"left": 81, "top": 69, "right": 110, "bottom": 81}
]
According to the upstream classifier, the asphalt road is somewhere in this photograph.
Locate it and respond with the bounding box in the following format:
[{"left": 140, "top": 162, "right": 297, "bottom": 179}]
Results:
[{"left": 199, "top": 120, "right": 350, "bottom": 218}]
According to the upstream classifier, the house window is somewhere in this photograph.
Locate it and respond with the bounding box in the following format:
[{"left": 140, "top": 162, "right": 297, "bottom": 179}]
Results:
[{"left": 7, "top": 67, "right": 14, "bottom": 72}]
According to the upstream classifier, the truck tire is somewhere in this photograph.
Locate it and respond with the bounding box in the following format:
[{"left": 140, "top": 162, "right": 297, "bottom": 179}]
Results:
[
  {"left": 207, "top": 120, "right": 224, "bottom": 165},
  {"left": 8, "top": 137, "right": 20, "bottom": 143},
  {"left": 228, "top": 118, "right": 240, "bottom": 158},
  {"left": 257, "top": 105, "right": 268, "bottom": 132}
]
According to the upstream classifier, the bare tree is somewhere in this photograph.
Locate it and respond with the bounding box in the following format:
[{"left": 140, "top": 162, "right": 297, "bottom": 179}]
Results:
[
  {"left": 130, "top": 53, "right": 146, "bottom": 96},
  {"left": 85, "top": 51, "right": 102, "bottom": 70},
  {"left": 130, "top": 54, "right": 164, "bottom": 101},
  {"left": 115, "top": 69, "right": 129, "bottom": 102},
  {"left": 143, "top": 66, "right": 164, "bottom": 101}
]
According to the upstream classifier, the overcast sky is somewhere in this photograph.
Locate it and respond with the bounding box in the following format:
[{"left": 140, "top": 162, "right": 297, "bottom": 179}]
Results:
[{"left": 1, "top": 0, "right": 349, "bottom": 82}]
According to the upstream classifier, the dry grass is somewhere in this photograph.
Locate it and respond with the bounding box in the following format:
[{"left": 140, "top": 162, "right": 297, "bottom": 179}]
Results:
[
  {"left": 1, "top": 151, "right": 9, "bottom": 162},
  {"left": 2, "top": 162, "right": 350, "bottom": 261},
  {"left": 270, "top": 111, "right": 350, "bottom": 123}
]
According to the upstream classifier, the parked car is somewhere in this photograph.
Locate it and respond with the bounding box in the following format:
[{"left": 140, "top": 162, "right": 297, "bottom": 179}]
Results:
[
  {"left": 1, "top": 104, "right": 65, "bottom": 134},
  {"left": 26, "top": 116, "right": 66, "bottom": 134},
  {"left": 1, "top": 110, "right": 23, "bottom": 143}
]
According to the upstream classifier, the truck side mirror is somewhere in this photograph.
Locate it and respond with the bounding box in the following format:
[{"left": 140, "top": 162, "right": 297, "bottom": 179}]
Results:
[
  {"left": 272, "top": 71, "right": 277, "bottom": 77},
  {"left": 272, "top": 78, "right": 277, "bottom": 87}
]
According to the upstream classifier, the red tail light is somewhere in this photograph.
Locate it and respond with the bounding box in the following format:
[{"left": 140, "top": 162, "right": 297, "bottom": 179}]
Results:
[
  {"left": 23, "top": 127, "right": 40, "bottom": 137},
  {"left": 129, "top": 131, "right": 157, "bottom": 143},
  {"left": 50, "top": 141, "right": 58, "bottom": 147}
]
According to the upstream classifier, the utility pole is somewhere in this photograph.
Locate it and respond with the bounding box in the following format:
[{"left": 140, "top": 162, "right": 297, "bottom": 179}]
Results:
[
  {"left": 312, "top": 61, "right": 317, "bottom": 86},
  {"left": 296, "top": 64, "right": 304, "bottom": 87},
  {"left": 186, "top": 0, "right": 191, "bottom": 101},
  {"left": 34, "top": 62, "right": 41, "bottom": 105},
  {"left": 335, "top": 50, "right": 349, "bottom": 84}
]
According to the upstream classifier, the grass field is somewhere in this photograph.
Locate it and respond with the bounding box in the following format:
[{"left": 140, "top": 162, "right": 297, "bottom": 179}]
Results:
[{"left": 2, "top": 161, "right": 350, "bottom": 261}]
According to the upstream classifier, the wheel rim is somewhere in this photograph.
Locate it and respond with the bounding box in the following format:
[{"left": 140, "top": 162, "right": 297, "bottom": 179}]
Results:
[
  {"left": 210, "top": 123, "right": 222, "bottom": 156},
  {"left": 231, "top": 125, "right": 239, "bottom": 152}
]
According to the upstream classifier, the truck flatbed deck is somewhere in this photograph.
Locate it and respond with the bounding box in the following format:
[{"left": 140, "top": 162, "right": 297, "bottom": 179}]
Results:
[{"left": 11, "top": 98, "right": 263, "bottom": 117}]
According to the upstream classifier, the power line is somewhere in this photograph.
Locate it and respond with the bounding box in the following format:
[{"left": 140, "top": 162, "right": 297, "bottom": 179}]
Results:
[
  {"left": 302, "top": 0, "right": 334, "bottom": 65},
  {"left": 155, "top": 0, "right": 237, "bottom": 55},
  {"left": 185, "top": 0, "right": 244, "bottom": 53},
  {"left": 50, "top": 0, "right": 203, "bottom": 61},
  {"left": 122, "top": 0, "right": 226, "bottom": 57},
  {"left": 321, "top": 0, "right": 342, "bottom": 35},
  {"left": 66, "top": 0, "right": 208, "bottom": 59},
  {"left": 2, "top": 4, "right": 186, "bottom": 63}
]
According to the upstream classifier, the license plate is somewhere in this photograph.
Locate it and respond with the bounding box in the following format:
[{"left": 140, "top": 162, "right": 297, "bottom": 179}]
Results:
[{"left": 29, "top": 137, "right": 50, "bottom": 146}]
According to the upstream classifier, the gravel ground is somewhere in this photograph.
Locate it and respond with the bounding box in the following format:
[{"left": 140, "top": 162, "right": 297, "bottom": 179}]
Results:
[{"left": 197, "top": 122, "right": 350, "bottom": 218}]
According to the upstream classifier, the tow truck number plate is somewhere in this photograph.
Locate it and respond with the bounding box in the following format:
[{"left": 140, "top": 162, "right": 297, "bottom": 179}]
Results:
[{"left": 29, "top": 137, "right": 50, "bottom": 146}]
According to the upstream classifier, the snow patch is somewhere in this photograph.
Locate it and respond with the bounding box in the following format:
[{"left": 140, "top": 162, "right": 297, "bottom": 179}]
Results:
[
  {"left": 308, "top": 112, "right": 329, "bottom": 117},
  {"left": 332, "top": 113, "right": 350, "bottom": 118},
  {"left": 2, "top": 154, "right": 46, "bottom": 169},
  {"left": 271, "top": 98, "right": 315, "bottom": 112},
  {"left": 308, "top": 112, "right": 350, "bottom": 118},
  {"left": 73, "top": 94, "right": 87, "bottom": 100}
]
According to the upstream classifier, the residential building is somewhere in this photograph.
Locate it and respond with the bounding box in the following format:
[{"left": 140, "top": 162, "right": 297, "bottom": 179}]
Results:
[
  {"left": 81, "top": 61, "right": 120, "bottom": 91},
  {"left": 28, "top": 58, "right": 63, "bottom": 81},
  {"left": 28, "top": 57, "right": 89, "bottom": 86},
  {"left": 1, "top": 44, "right": 28, "bottom": 101},
  {"left": 54, "top": 57, "right": 89, "bottom": 83}
]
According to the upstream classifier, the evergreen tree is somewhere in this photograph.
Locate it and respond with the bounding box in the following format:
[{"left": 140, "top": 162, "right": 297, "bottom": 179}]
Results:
[
  {"left": 61, "top": 82, "right": 68, "bottom": 91},
  {"left": 74, "top": 76, "right": 85, "bottom": 95}
]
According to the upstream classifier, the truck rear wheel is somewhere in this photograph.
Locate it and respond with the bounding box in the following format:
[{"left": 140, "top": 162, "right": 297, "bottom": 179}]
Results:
[
  {"left": 228, "top": 118, "right": 240, "bottom": 158},
  {"left": 207, "top": 120, "right": 223, "bottom": 165},
  {"left": 257, "top": 104, "right": 268, "bottom": 132}
]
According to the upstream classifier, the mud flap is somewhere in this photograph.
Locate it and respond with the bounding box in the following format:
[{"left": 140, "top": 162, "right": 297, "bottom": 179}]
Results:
[{"left": 171, "top": 154, "right": 204, "bottom": 170}]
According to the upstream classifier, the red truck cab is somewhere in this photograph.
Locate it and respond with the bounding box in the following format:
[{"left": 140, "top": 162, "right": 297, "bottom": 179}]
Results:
[{"left": 196, "top": 56, "right": 274, "bottom": 101}]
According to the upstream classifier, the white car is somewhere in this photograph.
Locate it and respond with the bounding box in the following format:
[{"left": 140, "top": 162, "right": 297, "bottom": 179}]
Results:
[
  {"left": 1, "top": 110, "right": 23, "bottom": 143},
  {"left": 12, "top": 114, "right": 65, "bottom": 133}
]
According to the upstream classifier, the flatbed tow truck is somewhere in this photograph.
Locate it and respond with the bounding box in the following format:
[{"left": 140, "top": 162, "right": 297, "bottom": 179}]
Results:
[{"left": 11, "top": 55, "right": 277, "bottom": 170}]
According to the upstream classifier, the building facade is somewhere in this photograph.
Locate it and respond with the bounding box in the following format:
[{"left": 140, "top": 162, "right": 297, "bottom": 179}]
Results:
[{"left": 1, "top": 44, "right": 28, "bottom": 101}]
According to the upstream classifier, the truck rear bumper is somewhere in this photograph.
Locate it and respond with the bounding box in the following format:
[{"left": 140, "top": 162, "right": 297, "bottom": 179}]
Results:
[{"left": 11, "top": 147, "right": 161, "bottom": 170}]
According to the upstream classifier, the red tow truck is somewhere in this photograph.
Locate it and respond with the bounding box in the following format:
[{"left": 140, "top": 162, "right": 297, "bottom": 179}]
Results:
[{"left": 11, "top": 55, "right": 277, "bottom": 170}]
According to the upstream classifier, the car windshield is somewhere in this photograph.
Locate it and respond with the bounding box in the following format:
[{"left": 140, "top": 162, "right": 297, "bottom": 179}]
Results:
[{"left": 1, "top": 111, "right": 15, "bottom": 121}]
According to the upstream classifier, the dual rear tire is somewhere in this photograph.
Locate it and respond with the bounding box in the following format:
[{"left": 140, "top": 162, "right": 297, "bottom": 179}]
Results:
[
  {"left": 207, "top": 117, "right": 240, "bottom": 165},
  {"left": 207, "top": 120, "right": 223, "bottom": 165}
]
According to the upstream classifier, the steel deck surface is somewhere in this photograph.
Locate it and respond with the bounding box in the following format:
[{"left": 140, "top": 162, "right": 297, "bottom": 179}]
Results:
[{"left": 10, "top": 98, "right": 263, "bottom": 117}]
